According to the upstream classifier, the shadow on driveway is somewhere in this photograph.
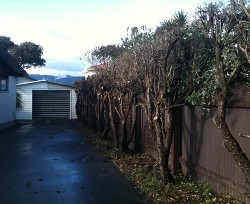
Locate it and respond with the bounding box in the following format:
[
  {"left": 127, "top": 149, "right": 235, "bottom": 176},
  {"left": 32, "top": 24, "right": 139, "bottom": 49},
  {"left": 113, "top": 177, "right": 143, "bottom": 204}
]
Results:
[{"left": 0, "top": 120, "right": 150, "bottom": 204}]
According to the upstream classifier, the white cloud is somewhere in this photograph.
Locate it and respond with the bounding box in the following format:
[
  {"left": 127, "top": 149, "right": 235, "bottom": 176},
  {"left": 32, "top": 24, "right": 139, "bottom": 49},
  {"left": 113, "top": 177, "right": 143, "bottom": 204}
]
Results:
[
  {"left": 27, "top": 67, "right": 83, "bottom": 77},
  {"left": 0, "top": 0, "right": 219, "bottom": 76}
]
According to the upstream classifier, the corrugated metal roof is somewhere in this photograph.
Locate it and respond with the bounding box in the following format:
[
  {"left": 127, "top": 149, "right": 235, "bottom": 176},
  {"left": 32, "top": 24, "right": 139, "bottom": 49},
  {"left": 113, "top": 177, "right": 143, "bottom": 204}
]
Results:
[
  {"left": 17, "top": 80, "right": 74, "bottom": 88},
  {"left": 0, "top": 47, "right": 26, "bottom": 76}
]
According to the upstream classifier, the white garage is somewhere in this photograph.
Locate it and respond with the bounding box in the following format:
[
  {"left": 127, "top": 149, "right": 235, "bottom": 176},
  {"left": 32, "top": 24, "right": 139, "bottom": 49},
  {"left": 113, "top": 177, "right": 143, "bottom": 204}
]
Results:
[{"left": 16, "top": 80, "right": 77, "bottom": 120}]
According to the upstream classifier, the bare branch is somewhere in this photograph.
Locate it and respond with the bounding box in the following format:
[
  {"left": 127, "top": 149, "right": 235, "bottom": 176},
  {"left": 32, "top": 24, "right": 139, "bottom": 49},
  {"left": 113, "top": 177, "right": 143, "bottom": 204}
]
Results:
[
  {"left": 239, "top": 0, "right": 250, "bottom": 19},
  {"left": 240, "top": 45, "right": 250, "bottom": 63},
  {"left": 228, "top": 62, "right": 247, "bottom": 85},
  {"left": 161, "top": 102, "right": 186, "bottom": 115}
]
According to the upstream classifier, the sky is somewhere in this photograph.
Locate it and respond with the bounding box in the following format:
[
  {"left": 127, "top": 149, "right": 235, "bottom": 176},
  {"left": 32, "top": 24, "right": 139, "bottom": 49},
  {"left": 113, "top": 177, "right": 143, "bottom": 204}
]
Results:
[{"left": 0, "top": 0, "right": 220, "bottom": 77}]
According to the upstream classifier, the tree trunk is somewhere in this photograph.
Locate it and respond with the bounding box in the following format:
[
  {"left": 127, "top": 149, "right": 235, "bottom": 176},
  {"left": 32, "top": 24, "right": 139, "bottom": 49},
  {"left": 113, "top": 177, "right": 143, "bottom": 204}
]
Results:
[
  {"left": 91, "top": 104, "right": 97, "bottom": 131},
  {"left": 118, "top": 96, "right": 134, "bottom": 152},
  {"left": 129, "top": 110, "right": 139, "bottom": 151},
  {"left": 214, "top": 45, "right": 250, "bottom": 186},
  {"left": 164, "top": 108, "right": 175, "bottom": 181},
  {"left": 154, "top": 107, "right": 175, "bottom": 183},
  {"left": 98, "top": 97, "right": 105, "bottom": 133},
  {"left": 214, "top": 94, "right": 250, "bottom": 186},
  {"left": 119, "top": 122, "right": 128, "bottom": 152},
  {"left": 100, "top": 100, "right": 110, "bottom": 139},
  {"left": 108, "top": 93, "right": 119, "bottom": 149},
  {"left": 142, "top": 88, "right": 175, "bottom": 182}
]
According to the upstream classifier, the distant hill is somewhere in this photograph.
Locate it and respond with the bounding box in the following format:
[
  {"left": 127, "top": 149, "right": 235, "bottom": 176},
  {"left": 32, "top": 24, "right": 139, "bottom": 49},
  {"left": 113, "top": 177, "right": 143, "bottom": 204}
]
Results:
[{"left": 30, "top": 74, "right": 84, "bottom": 85}]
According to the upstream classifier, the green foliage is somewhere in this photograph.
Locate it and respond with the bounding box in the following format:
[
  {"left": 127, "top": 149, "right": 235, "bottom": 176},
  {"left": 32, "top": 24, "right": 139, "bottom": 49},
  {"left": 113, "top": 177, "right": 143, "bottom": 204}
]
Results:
[
  {"left": 16, "top": 92, "right": 23, "bottom": 111},
  {"left": 79, "top": 125, "right": 242, "bottom": 204},
  {"left": 0, "top": 36, "right": 15, "bottom": 51},
  {"left": 85, "top": 44, "right": 126, "bottom": 67},
  {"left": 172, "top": 10, "right": 189, "bottom": 28},
  {"left": 76, "top": 0, "right": 250, "bottom": 199},
  {"left": 121, "top": 26, "right": 153, "bottom": 51},
  {"left": 189, "top": 0, "right": 250, "bottom": 108},
  {"left": 11, "top": 42, "right": 46, "bottom": 69},
  {"left": 90, "top": 44, "right": 124, "bottom": 63},
  {"left": 121, "top": 158, "right": 242, "bottom": 203},
  {"left": 0, "top": 36, "right": 46, "bottom": 69},
  {"left": 188, "top": 69, "right": 220, "bottom": 107}
]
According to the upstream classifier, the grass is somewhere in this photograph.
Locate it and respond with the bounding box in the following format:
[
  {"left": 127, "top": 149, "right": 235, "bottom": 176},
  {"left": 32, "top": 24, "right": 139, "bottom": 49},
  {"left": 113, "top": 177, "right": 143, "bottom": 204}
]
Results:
[{"left": 74, "top": 121, "right": 244, "bottom": 204}]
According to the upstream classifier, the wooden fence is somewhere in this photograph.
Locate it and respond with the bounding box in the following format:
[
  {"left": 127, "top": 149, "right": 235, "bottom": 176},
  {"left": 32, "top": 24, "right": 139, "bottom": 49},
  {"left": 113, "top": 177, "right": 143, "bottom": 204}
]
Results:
[{"left": 136, "top": 105, "right": 250, "bottom": 203}]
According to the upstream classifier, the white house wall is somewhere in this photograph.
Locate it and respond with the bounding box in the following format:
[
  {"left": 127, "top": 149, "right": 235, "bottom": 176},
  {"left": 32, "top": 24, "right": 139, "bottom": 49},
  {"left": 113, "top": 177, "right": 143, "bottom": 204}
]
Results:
[
  {"left": 0, "top": 76, "right": 16, "bottom": 127},
  {"left": 16, "top": 85, "right": 32, "bottom": 120},
  {"left": 71, "top": 89, "right": 77, "bottom": 119},
  {"left": 16, "top": 81, "right": 77, "bottom": 120}
]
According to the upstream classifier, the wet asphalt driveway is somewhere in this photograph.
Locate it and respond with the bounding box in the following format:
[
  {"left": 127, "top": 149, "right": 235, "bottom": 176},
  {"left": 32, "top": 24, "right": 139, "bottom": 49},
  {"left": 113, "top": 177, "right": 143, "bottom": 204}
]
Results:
[{"left": 0, "top": 120, "right": 148, "bottom": 204}]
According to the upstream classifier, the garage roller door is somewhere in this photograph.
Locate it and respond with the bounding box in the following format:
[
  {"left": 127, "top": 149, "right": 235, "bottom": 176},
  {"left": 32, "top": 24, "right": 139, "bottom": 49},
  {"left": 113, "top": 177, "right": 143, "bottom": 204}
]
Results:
[{"left": 32, "top": 90, "right": 70, "bottom": 119}]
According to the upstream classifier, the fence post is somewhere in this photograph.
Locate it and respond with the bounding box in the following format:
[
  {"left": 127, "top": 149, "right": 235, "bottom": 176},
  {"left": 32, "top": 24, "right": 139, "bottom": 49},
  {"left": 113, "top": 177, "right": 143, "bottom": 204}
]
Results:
[{"left": 172, "top": 107, "right": 182, "bottom": 175}]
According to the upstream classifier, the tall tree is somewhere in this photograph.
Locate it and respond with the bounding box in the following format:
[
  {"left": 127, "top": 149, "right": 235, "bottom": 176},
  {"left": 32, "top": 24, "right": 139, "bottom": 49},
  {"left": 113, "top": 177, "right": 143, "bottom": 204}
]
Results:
[
  {"left": 0, "top": 36, "right": 46, "bottom": 69},
  {"left": 91, "top": 44, "right": 124, "bottom": 63},
  {"left": 108, "top": 52, "right": 141, "bottom": 151},
  {"left": 0, "top": 36, "right": 15, "bottom": 51},
  {"left": 197, "top": 1, "right": 250, "bottom": 185},
  {"left": 86, "top": 44, "right": 125, "bottom": 148},
  {"left": 10, "top": 42, "right": 46, "bottom": 69},
  {"left": 236, "top": 0, "right": 250, "bottom": 65},
  {"left": 122, "top": 16, "right": 209, "bottom": 182}
]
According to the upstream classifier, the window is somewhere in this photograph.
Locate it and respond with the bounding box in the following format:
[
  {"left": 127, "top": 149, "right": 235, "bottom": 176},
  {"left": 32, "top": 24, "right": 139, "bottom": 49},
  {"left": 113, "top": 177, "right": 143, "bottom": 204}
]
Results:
[{"left": 0, "top": 75, "right": 8, "bottom": 91}]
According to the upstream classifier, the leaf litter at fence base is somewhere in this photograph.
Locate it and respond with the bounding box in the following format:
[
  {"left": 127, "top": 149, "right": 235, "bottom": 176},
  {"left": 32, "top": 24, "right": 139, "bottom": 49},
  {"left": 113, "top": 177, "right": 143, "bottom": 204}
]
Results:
[{"left": 73, "top": 121, "right": 244, "bottom": 204}]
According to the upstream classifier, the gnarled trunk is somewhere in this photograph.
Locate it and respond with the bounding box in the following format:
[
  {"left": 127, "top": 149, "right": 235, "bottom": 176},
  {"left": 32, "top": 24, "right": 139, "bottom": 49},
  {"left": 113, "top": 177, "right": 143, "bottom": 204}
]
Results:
[
  {"left": 154, "top": 106, "right": 175, "bottom": 183},
  {"left": 118, "top": 95, "right": 134, "bottom": 152},
  {"left": 214, "top": 45, "right": 250, "bottom": 186},
  {"left": 100, "top": 99, "right": 110, "bottom": 139},
  {"left": 214, "top": 93, "right": 250, "bottom": 186},
  {"left": 143, "top": 89, "right": 175, "bottom": 183},
  {"left": 108, "top": 92, "right": 119, "bottom": 149},
  {"left": 119, "top": 122, "right": 128, "bottom": 152}
]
